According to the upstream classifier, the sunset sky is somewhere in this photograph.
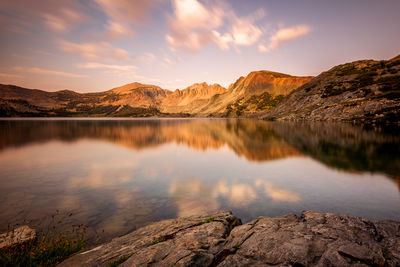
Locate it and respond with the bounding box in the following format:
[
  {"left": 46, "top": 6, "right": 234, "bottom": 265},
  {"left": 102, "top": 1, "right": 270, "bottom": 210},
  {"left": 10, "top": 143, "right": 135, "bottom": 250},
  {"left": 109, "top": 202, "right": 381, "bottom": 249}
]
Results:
[{"left": 1, "top": 0, "right": 399, "bottom": 92}]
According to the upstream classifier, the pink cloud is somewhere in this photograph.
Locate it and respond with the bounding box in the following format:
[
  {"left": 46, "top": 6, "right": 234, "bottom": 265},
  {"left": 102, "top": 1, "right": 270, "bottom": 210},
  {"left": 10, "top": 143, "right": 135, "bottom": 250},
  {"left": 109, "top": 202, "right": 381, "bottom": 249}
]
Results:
[
  {"left": 166, "top": 0, "right": 224, "bottom": 52},
  {"left": 78, "top": 62, "right": 137, "bottom": 72},
  {"left": 106, "top": 21, "right": 134, "bottom": 40},
  {"left": 94, "top": 0, "right": 159, "bottom": 39},
  {"left": 259, "top": 24, "right": 311, "bottom": 53},
  {"left": 166, "top": 0, "right": 265, "bottom": 52},
  {"left": 58, "top": 41, "right": 130, "bottom": 61},
  {"left": 0, "top": 73, "right": 21, "bottom": 79},
  {"left": 94, "top": 0, "right": 158, "bottom": 25},
  {"left": 14, "top": 66, "right": 85, "bottom": 78},
  {"left": 0, "top": 1, "right": 88, "bottom": 33}
]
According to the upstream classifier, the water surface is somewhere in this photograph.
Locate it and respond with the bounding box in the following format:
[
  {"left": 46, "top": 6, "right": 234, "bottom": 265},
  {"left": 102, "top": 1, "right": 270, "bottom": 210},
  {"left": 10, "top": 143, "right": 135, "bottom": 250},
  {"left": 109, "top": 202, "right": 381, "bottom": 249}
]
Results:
[{"left": 0, "top": 118, "right": 399, "bottom": 241}]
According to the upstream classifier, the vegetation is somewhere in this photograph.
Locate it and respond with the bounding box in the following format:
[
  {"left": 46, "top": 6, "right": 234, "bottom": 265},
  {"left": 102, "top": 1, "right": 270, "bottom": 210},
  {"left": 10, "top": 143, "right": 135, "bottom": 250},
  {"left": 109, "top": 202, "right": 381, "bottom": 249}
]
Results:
[
  {"left": 323, "top": 63, "right": 399, "bottom": 98},
  {"left": 233, "top": 244, "right": 241, "bottom": 249},
  {"left": 151, "top": 239, "right": 163, "bottom": 245},
  {"left": 108, "top": 254, "right": 133, "bottom": 267},
  {"left": 201, "top": 217, "right": 214, "bottom": 224},
  {"left": 376, "top": 75, "right": 400, "bottom": 92},
  {"left": 226, "top": 92, "right": 285, "bottom": 116},
  {"left": 0, "top": 213, "right": 87, "bottom": 267},
  {"left": 332, "top": 63, "right": 363, "bottom": 76}
]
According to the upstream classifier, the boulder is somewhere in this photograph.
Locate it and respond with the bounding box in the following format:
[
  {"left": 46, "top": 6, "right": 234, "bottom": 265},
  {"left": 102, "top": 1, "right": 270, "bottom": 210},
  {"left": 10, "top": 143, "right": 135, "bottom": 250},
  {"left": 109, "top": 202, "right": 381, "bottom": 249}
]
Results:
[{"left": 0, "top": 225, "right": 36, "bottom": 248}]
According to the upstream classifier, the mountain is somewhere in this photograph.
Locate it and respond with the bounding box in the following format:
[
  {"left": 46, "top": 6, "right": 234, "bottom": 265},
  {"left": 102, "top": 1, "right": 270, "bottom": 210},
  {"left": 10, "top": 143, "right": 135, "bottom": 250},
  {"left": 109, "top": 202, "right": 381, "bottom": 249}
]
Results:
[
  {"left": 161, "top": 82, "right": 227, "bottom": 113},
  {"left": 197, "top": 70, "right": 313, "bottom": 116},
  {"left": 262, "top": 55, "right": 400, "bottom": 123},
  {"left": 0, "top": 70, "right": 311, "bottom": 117},
  {"left": 0, "top": 82, "right": 227, "bottom": 117}
]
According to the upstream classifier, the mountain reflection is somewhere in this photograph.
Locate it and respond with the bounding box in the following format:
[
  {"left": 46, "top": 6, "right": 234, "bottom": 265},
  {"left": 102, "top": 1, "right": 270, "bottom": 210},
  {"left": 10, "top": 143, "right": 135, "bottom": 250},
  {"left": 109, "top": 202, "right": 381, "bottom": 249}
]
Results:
[
  {"left": 268, "top": 122, "right": 400, "bottom": 179},
  {"left": 0, "top": 119, "right": 300, "bottom": 162},
  {"left": 0, "top": 119, "right": 399, "bottom": 178}
]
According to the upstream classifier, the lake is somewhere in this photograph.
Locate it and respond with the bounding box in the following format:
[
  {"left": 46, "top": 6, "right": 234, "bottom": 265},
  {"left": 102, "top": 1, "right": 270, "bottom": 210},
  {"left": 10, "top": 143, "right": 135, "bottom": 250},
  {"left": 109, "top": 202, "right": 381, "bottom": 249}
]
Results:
[{"left": 0, "top": 118, "right": 399, "bottom": 242}]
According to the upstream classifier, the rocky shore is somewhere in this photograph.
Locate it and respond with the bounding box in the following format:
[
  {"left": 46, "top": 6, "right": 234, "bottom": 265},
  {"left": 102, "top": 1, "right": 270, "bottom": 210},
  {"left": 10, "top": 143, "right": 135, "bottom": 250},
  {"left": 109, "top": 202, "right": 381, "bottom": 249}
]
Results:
[{"left": 58, "top": 211, "right": 400, "bottom": 266}]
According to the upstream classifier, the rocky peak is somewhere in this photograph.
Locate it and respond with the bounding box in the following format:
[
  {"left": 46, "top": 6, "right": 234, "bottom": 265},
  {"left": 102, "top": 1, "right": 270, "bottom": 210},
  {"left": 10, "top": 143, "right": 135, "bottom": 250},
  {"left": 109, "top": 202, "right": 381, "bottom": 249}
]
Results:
[
  {"left": 229, "top": 70, "right": 313, "bottom": 97},
  {"left": 109, "top": 82, "right": 164, "bottom": 95}
]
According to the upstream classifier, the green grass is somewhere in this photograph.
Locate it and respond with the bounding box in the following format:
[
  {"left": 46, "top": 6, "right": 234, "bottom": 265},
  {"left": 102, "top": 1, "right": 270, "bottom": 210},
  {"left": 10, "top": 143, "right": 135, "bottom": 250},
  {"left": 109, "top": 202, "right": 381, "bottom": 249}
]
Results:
[
  {"left": 0, "top": 211, "right": 88, "bottom": 267},
  {"left": 108, "top": 254, "right": 133, "bottom": 267},
  {"left": 0, "top": 226, "right": 87, "bottom": 267},
  {"left": 200, "top": 217, "right": 214, "bottom": 224},
  {"left": 233, "top": 244, "right": 241, "bottom": 249},
  {"left": 151, "top": 239, "right": 163, "bottom": 245},
  {"left": 226, "top": 93, "right": 285, "bottom": 116}
]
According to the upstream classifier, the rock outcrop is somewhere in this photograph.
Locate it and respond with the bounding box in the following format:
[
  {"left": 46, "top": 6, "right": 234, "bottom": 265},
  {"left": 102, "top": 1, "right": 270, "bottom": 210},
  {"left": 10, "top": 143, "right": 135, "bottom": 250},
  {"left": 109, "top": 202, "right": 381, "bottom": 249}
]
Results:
[
  {"left": 58, "top": 211, "right": 241, "bottom": 267},
  {"left": 59, "top": 211, "right": 400, "bottom": 266},
  {"left": 198, "top": 71, "right": 312, "bottom": 115},
  {"left": 262, "top": 55, "right": 400, "bottom": 123},
  {"left": 0, "top": 226, "right": 36, "bottom": 249}
]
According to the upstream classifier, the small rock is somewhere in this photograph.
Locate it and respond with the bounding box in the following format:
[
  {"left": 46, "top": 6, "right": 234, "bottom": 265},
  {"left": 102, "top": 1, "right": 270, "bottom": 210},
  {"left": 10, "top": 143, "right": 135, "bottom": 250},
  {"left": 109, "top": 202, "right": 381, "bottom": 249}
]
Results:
[{"left": 0, "top": 225, "right": 36, "bottom": 248}]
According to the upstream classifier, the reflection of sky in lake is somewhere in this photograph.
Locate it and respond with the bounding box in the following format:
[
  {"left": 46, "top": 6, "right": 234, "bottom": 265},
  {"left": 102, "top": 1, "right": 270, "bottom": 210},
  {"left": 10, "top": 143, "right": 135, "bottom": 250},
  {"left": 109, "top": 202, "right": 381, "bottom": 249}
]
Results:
[{"left": 0, "top": 119, "right": 399, "bottom": 241}]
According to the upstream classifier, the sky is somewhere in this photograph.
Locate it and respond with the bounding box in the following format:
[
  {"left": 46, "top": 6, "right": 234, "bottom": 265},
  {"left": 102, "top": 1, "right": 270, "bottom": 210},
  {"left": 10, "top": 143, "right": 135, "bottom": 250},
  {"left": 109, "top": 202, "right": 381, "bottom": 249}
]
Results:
[{"left": 0, "top": 0, "right": 399, "bottom": 92}]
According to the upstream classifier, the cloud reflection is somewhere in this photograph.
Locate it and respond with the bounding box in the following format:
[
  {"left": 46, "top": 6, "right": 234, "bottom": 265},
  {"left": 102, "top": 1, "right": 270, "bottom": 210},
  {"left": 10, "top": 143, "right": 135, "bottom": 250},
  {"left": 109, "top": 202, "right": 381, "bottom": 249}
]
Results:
[{"left": 255, "top": 179, "right": 300, "bottom": 203}]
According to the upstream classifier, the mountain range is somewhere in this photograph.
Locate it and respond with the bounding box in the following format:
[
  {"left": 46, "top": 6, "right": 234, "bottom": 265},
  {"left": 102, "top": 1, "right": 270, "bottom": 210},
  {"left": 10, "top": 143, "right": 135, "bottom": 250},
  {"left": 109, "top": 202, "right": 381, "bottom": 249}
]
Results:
[
  {"left": 0, "top": 55, "right": 399, "bottom": 122},
  {"left": 0, "top": 70, "right": 311, "bottom": 117}
]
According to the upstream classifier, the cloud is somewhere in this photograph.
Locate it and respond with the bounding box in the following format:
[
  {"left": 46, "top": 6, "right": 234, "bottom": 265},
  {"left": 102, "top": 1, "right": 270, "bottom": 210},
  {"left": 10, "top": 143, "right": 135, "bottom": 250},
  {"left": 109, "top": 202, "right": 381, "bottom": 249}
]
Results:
[
  {"left": 0, "top": 1, "right": 88, "bottom": 33},
  {"left": 166, "top": 0, "right": 264, "bottom": 52},
  {"left": 230, "top": 18, "right": 263, "bottom": 46},
  {"left": 94, "top": 0, "right": 157, "bottom": 25},
  {"left": 259, "top": 24, "right": 311, "bottom": 53},
  {"left": 77, "top": 61, "right": 160, "bottom": 85},
  {"left": 140, "top": 53, "right": 156, "bottom": 64},
  {"left": 163, "top": 57, "right": 173, "bottom": 66},
  {"left": 166, "top": 0, "right": 223, "bottom": 52},
  {"left": 14, "top": 67, "right": 85, "bottom": 78},
  {"left": 78, "top": 62, "right": 137, "bottom": 72},
  {"left": 0, "top": 73, "right": 22, "bottom": 79},
  {"left": 58, "top": 40, "right": 130, "bottom": 61},
  {"left": 106, "top": 20, "right": 134, "bottom": 40},
  {"left": 42, "top": 7, "right": 86, "bottom": 33},
  {"left": 94, "top": 0, "right": 159, "bottom": 39}
]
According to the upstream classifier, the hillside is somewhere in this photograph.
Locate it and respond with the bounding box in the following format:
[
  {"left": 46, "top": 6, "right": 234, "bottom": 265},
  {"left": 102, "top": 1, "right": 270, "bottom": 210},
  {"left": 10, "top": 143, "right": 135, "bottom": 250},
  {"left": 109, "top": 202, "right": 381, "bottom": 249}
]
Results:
[
  {"left": 262, "top": 55, "right": 400, "bottom": 123},
  {"left": 161, "top": 82, "right": 227, "bottom": 113},
  {"left": 198, "top": 71, "right": 312, "bottom": 116}
]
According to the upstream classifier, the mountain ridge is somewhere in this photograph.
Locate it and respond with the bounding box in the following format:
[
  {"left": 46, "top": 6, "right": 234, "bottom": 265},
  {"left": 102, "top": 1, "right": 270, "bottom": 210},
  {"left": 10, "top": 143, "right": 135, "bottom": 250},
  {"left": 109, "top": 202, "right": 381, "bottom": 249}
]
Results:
[
  {"left": 1, "top": 55, "right": 399, "bottom": 122},
  {"left": 0, "top": 69, "right": 311, "bottom": 117}
]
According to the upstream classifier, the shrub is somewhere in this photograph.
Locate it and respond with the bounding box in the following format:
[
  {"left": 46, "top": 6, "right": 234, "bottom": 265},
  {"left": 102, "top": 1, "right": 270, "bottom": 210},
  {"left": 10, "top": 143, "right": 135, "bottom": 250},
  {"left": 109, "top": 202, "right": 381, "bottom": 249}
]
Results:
[{"left": 0, "top": 216, "right": 87, "bottom": 267}]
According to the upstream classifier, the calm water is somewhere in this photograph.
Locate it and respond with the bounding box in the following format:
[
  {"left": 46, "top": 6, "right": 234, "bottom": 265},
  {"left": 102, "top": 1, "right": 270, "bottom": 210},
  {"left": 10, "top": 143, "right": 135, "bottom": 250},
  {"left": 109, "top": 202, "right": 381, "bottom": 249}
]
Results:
[{"left": 0, "top": 118, "right": 399, "bottom": 241}]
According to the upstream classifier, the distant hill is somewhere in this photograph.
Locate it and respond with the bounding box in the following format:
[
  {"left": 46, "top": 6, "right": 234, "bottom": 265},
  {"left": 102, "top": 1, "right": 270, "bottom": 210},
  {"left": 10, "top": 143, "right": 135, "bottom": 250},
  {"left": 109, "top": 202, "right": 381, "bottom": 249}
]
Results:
[
  {"left": 262, "top": 55, "right": 400, "bottom": 123},
  {"left": 0, "top": 70, "right": 311, "bottom": 117}
]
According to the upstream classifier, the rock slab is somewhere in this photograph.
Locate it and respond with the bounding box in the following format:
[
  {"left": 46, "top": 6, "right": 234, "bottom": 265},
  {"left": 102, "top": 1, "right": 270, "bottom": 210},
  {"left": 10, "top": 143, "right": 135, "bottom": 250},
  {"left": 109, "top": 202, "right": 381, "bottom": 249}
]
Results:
[{"left": 59, "top": 211, "right": 400, "bottom": 266}]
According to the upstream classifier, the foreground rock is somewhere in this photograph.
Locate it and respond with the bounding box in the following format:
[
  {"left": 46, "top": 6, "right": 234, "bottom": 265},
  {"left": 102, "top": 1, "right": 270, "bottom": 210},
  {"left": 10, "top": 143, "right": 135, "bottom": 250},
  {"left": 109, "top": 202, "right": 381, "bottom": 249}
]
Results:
[
  {"left": 0, "top": 225, "right": 36, "bottom": 248},
  {"left": 59, "top": 211, "right": 241, "bottom": 266},
  {"left": 59, "top": 211, "right": 400, "bottom": 266}
]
